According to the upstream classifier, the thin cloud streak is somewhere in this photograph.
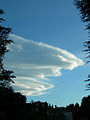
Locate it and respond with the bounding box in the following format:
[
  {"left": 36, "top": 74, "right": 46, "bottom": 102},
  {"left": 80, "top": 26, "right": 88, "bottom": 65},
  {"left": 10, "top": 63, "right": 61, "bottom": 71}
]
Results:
[
  {"left": 12, "top": 76, "right": 54, "bottom": 96},
  {"left": 5, "top": 34, "right": 84, "bottom": 96}
]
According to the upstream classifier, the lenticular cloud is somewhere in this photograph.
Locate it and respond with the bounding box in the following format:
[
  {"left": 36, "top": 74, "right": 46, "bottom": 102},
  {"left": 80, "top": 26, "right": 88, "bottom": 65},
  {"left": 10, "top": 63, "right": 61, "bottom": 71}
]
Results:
[{"left": 5, "top": 34, "right": 84, "bottom": 96}]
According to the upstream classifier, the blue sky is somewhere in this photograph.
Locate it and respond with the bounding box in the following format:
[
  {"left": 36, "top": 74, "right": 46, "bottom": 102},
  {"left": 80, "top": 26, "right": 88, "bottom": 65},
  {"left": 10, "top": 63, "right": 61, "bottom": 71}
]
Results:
[{"left": 1, "top": 0, "right": 89, "bottom": 107}]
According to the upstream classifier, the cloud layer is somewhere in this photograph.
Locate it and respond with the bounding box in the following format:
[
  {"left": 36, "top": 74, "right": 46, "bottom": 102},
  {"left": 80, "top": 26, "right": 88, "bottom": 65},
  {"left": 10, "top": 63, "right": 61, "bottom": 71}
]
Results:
[{"left": 5, "top": 34, "right": 84, "bottom": 96}]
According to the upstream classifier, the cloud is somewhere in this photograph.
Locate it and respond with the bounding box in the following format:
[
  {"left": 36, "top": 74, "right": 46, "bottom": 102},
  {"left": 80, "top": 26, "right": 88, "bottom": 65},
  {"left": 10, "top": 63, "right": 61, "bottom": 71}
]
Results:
[
  {"left": 5, "top": 34, "right": 84, "bottom": 96},
  {"left": 12, "top": 76, "right": 54, "bottom": 96}
]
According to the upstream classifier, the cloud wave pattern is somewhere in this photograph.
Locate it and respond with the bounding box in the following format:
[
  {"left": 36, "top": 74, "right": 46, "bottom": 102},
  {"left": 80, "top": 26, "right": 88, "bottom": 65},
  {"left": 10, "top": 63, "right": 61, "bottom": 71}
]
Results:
[{"left": 5, "top": 34, "right": 84, "bottom": 96}]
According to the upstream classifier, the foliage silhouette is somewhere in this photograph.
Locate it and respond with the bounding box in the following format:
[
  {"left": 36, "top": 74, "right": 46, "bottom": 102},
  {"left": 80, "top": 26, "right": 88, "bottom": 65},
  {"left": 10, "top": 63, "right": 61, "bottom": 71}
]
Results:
[
  {"left": 0, "top": 9, "right": 26, "bottom": 120},
  {"left": 66, "top": 96, "right": 90, "bottom": 120},
  {"left": 0, "top": 87, "right": 26, "bottom": 120},
  {"left": 0, "top": 9, "right": 15, "bottom": 89},
  {"left": 74, "top": 0, "right": 90, "bottom": 89}
]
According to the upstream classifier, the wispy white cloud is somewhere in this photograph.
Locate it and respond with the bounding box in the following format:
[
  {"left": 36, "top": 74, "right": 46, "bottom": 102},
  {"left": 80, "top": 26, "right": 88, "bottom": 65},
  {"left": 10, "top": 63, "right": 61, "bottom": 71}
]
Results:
[
  {"left": 5, "top": 34, "right": 84, "bottom": 96},
  {"left": 12, "top": 76, "right": 54, "bottom": 96}
]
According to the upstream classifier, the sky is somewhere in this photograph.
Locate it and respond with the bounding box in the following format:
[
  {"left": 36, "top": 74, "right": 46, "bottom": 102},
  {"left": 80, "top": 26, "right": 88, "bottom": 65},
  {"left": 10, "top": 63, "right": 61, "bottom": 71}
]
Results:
[{"left": 1, "top": 0, "right": 90, "bottom": 107}]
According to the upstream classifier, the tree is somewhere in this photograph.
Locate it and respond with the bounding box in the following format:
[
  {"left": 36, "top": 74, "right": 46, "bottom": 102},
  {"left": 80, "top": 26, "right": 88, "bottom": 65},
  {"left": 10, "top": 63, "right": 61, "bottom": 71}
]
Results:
[
  {"left": 0, "top": 9, "right": 27, "bottom": 120},
  {"left": 0, "top": 9, "right": 15, "bottom": 89},
  {"left": 74, "top": 0, "right": 90, "bottom": 90},
  {"left": 80, "top": 95, "right": 90, "bottom": 120}
]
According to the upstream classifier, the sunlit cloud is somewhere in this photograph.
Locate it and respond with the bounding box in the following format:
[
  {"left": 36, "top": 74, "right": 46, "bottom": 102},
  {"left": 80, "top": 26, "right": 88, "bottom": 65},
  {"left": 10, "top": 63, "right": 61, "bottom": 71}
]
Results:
[
  {"left": 5, "top": 34, "right": 84, "bottom": 96},
  {"left": 12, "top": 76, "right": 54, "bottom": 96}
]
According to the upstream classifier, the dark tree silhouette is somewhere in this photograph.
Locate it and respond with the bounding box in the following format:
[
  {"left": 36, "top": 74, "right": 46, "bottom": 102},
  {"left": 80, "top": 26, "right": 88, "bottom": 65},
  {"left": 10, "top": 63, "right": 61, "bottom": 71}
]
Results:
[
  {"left": 74, "top": 0, "right": 90, "bottom": 90},
  {"left": 0, "top": 9, "right": 15, "bottom": 89},
  {"left": 80, "top": 95, "right": 90, "bottom": 120},
  {"left": 74, "top": 0, "right": 90, "bottom": 27}
]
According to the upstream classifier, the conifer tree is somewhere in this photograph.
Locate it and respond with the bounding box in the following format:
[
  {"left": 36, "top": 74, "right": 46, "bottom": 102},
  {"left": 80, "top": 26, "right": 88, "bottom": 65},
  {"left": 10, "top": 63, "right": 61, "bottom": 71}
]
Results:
[
  {"left": 74, "top": 0, "right": 90, "bottom": 90},
  {"left": 0, "top": 9, "right": 15, "bottom": 89}
]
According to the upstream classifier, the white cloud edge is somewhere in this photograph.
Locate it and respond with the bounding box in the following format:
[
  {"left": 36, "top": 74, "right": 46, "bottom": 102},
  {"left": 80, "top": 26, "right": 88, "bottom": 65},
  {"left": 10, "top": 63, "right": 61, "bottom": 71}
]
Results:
[
  {"left": 12, "top": 76, "right": 54, "bottom": 96},
  {"left": 7, "top": 34, "right": 84, "bottom": 96}
]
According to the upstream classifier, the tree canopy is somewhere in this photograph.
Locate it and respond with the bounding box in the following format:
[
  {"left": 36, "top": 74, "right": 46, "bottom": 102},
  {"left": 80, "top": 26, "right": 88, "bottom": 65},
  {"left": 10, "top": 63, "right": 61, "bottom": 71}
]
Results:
[
  {"left": 0, "top": 9, "right": 15, "bottom": 89},
  {"left": 74, "top": 0, "right": 90, "bottom": 90}
]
